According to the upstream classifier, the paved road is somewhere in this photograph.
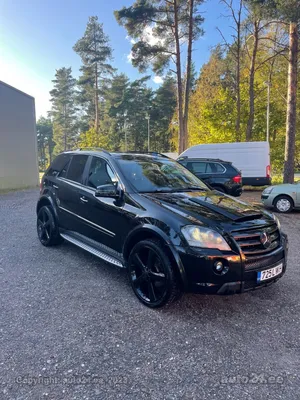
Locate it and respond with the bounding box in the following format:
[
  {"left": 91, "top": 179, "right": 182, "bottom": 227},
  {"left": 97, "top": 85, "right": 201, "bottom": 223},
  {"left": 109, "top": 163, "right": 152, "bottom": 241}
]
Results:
[{"left": 0, "top": 189, "right": 299, "bottom": 400}]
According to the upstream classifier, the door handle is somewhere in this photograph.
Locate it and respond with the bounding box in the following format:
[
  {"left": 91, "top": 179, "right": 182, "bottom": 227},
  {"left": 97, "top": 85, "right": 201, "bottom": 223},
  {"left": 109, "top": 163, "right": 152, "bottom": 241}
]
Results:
[
  {"left": 53, "top": 184, "right": 59, "bottom": 189},
  {"left": 80, "top": 196, "right": 88, "bottom": 203}
]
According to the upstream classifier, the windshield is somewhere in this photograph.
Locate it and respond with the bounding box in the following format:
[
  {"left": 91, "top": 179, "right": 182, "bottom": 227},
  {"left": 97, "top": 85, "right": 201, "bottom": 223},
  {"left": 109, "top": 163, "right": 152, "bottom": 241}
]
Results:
[{"left": 116, "top": 155, "right": 209, "bottom": 193}]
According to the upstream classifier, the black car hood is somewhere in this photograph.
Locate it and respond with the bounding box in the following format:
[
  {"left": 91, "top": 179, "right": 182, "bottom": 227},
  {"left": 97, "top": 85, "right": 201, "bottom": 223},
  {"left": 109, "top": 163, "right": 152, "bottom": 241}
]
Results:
[{"left": 143, "top": 190, "right": 266, "bottom": 224}]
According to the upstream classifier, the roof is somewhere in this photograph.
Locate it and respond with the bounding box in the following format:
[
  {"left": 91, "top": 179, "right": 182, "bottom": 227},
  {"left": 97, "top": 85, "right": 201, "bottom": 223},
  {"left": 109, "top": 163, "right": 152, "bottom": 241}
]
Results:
[
  {"left": 68, "top": 149, "right": 169, "bottom": 159},
  {"left": 0, "top": 80, "right": 35, "bottom": 100}
]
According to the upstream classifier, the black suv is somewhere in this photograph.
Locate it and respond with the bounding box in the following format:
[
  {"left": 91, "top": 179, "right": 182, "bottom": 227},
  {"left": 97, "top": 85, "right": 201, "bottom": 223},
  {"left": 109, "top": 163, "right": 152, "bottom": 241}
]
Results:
[
  {"left": 177, "top": 157, "right": 242, "bottom": 197},
  {"left": 37, "top": 150, "right": 287, "bottom": 308}
]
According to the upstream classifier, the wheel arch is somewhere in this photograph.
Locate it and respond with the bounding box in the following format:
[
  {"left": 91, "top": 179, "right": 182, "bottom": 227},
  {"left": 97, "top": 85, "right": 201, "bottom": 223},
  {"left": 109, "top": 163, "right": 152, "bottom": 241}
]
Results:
[
  {"left": 272, "top": 193, "right": 295, "bottom": 208},
  {"left": 36, "top": 195, "right": 58, "bottom": 219},
  {"left": 123, "top": 225, "right": 188, "bottom": 290}
]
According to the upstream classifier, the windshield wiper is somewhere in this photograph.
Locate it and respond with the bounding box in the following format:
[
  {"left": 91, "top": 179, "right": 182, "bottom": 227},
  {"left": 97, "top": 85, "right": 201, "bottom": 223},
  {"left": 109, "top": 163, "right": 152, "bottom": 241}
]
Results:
[
  {"left": 140, "top": 189, "right": 174, "bottom": 193},
  {"left": 174, "top": 186, "right": 208, "bottom": 192},
  {"left": 141, "top": 186, "right": 207, "bottom": 194}
]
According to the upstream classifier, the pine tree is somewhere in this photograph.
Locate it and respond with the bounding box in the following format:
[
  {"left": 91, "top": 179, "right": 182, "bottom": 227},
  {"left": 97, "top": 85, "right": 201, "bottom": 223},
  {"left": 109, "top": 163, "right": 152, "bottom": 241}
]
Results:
[
  {"left": 114, "top": 0, "right": 204, "bottom": 153},
  {"left": 250, "top": 0, "right": 300, "bottom": 181},
  {"left": 49, "top": 67, "right": 77, "bottom": 154},
  {"left": 73, "top": 16, "right": 114, "bottom": 134}
]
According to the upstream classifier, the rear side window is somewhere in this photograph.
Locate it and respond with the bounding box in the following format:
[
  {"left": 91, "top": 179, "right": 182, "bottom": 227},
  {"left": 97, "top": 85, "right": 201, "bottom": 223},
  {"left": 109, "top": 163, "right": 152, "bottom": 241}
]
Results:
[
  {"left": 66, "top": 155, "right": 88, "bottom": 184},
  {"left": 46, "top": 154, "right": 72, "bottom": 177},
  {"left": 225, "top": 163, "right": 240, "bottom": 174},
  {"left": 210, "top": 163, "right": 226, "bottom": 173},
  {"left": 189, "top": 162, "right": 207, "bottom": 173},
  {"left": 59, "top": 160, "right": 71, "bottom": 178}
]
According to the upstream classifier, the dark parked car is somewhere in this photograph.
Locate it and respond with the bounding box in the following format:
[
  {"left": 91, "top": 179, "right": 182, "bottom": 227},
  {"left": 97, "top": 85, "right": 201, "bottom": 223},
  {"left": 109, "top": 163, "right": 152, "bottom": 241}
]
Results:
[
  {"left": 37, "top": 150, "right": 287, "bottom": 308},
  {"left": 177, "top": 157, "right": 242, "bottom": 197}
]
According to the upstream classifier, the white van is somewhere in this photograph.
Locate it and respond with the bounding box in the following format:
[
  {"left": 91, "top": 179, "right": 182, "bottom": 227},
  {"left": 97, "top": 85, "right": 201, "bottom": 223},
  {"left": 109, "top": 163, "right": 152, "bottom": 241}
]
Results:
[{"left": 178, "top": 141, "right": 271, "bottom": 186}]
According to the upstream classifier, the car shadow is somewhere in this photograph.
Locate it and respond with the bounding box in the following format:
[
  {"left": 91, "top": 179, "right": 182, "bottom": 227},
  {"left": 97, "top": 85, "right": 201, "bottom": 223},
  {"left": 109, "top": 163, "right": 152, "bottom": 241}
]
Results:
[{"left": 56, "top": 240, "right": 288, "bottom": 324}]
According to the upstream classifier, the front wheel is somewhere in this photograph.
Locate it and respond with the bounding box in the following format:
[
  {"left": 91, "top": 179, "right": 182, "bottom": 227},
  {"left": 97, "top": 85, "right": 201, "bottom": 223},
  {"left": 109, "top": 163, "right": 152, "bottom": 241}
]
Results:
[
  {"left": 274, "top": 195, "right": 293, "bottom": 213},
  {"left": 128, "top": 239, "right": 182, "bottom": 308},
  {"left": 37, "top": 205, "right": 63, "bottom": 246}
]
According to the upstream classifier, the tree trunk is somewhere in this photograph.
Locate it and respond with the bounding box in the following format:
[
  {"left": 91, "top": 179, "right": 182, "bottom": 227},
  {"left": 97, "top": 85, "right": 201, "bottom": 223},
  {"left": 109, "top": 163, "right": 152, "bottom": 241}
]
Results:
[
  {"left": 236, "top": 22, "right": 241, "bottom": 141},
  {"left": 174, "top": 0, "right": 184, "bottom": 154},
  {"left": 283, "top": 22, "right": 298, "bottom": 184},
  {"left": 95, "top": 63, "right": 99, "bottom": 133},
  {"left": 246, "top": 21, "right": 259, "bottom": 141},
  {"left": 64, "top": 105, "right": 67, "bottom": 151},
  {"left": 182, "top": 0, "right": 194, "bottom": 151},
  {"left": 235, "top": 0, "right": 243, "bottom": 142},
  {"left": 48, "top": 142, "right": 52, "bottom": 164}
]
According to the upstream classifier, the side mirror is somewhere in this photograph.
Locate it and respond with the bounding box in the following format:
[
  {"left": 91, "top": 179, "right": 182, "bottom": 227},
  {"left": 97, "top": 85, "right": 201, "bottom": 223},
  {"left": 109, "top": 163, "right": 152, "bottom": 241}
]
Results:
[{"left": 95, "top": 183, "right": 120, "bottom": 198}]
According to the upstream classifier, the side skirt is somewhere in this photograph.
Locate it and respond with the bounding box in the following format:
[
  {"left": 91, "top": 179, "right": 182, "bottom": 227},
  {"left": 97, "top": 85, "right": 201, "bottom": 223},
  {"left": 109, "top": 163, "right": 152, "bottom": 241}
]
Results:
[{"left": 60, "top": 232, "right": 125, "bottom": 268}]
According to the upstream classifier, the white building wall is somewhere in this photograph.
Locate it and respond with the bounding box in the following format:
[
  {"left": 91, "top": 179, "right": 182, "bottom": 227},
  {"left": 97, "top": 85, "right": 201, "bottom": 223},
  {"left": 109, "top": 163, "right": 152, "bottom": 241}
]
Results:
[{"left": 0, "top": 81, "right": 39, "bottom": 189}]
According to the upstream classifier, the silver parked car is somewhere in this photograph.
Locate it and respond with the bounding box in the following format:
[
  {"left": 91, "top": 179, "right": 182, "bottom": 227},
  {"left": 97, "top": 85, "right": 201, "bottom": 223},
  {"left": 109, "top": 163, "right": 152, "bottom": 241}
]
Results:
[{"left": 261, "top": 182, "right": 300, "bottom": 213}]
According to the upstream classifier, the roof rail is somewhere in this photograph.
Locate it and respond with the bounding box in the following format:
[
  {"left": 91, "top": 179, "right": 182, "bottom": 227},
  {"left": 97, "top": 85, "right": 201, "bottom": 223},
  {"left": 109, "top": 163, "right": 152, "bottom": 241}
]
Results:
[
  {"left": 76, "top": 147, "right": 111, "bottom": 155},
  {"left": 178, "top": 156, "right": 229, "bottom": 163},
  {"left": 122, "top": 151, "right": 169, "bottom": 158}
]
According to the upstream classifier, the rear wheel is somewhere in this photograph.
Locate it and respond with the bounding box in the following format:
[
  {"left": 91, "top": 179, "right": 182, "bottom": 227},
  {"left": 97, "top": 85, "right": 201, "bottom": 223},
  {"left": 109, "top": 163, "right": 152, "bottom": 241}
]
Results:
[
  {"left": 274, "top": 195, "right": 293, "bottom": 213},
  {"left": 37, "top": 205, "right": 63, "bottom": 246},
  {"left": 128, "top": 239, "right": 182, "bottom": 308}
]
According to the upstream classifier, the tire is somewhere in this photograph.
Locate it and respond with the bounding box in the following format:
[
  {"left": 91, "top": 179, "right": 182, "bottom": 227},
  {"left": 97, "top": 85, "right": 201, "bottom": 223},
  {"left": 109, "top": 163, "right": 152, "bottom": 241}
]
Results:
[
  {"left": 128, "top": 239, "right": 182, "bottom": 308},
  {"left": 37, "top": 205, "right": 63, "bottom": 246},
  {"left": 274, "top": 195, "right": 293, "bottom": 213}
]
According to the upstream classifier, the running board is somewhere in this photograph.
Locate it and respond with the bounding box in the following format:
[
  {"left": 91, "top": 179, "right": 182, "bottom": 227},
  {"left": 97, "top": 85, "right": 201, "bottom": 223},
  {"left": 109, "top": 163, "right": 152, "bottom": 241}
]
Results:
[{"left": 60, "top": 233, "right": 125, "bottom": 268}]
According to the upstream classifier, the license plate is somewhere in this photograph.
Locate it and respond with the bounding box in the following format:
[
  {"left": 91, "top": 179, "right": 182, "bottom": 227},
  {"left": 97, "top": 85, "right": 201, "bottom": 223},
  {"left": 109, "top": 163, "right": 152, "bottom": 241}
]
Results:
[{"left": 257, "top": 263, "right": 283, "bottom": 282}]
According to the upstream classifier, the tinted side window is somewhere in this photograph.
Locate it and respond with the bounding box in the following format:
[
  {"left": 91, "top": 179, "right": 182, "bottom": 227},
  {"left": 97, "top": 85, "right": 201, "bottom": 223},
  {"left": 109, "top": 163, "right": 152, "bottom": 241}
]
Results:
[
  {"left": 66, "top": 155, "right": 88, "bottom": 183},
  {"left": 206, "top": 163, "right": 213, "bottom": 173},
  {"left": 189, "top": 162, "right": 207, "bottom": 173},
  {"left": 213, "top": 163, "right": 226, "bottom": 173},
  {"left": 59, "top": 159, "right": 71, "bottom": 178},
  {"left": 87, "top": 157, "right": 117, "bottom": 189},
  {"left": 46, "top": 154, "right": 72, "bottom": 177}
]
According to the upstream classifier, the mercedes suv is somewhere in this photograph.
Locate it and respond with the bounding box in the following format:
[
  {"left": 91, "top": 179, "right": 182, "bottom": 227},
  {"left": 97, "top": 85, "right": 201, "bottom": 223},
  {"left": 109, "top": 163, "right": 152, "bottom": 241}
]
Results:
[{"left": 37, "top": 150, "right": 288, "bottom": 308}]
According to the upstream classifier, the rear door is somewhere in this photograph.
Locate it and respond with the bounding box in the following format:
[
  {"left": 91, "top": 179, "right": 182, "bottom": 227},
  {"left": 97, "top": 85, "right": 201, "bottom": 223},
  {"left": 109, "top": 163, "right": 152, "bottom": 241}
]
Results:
[
  {"left": 56, "top": 154, "right": 90, "bottom": 234},
  {"left": 186, "top": 161, "right": 214, "bottom": 185}
]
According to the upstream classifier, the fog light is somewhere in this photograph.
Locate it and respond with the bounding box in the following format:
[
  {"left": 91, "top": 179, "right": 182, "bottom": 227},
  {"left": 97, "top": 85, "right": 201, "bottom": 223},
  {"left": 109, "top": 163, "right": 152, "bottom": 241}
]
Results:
[{"left": 214, "top": 261, "right": 224, "bottom": 272}]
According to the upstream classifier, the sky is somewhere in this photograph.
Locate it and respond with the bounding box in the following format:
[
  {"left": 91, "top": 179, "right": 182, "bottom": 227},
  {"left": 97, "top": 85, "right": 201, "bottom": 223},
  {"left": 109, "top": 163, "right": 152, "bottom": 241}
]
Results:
[{"left": 0, "top": 0, "right": 237, "bottom": 118}]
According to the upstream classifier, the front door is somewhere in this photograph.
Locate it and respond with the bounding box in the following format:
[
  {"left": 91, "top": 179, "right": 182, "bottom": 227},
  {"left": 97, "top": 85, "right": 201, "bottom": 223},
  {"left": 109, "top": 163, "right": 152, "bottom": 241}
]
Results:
[{"left": 79, "top": 156, "right": 127, "bottom": 253}]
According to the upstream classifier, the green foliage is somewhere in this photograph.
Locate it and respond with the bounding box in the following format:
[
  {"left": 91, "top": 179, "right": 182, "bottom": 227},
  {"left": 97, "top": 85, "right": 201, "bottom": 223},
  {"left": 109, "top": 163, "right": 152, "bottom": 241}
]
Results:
[
  {"left": 49, "top": 67, "right": 77, "bottom": 154},
  {"left": 151, "top": 75, "right": 177, "bottom": 152},
  {"left": 36, "top": 117, "right": 54, "bottom": 171},
  {"left": 250, "top": 0, "right": 300, "bottom": 22},
  {"left": 73, "top": 16, "right": 114, "bottom": 130},
  {"left": 79, "top": 127, "right": 110, "bottom": 149},
  {"left": 187, "top": 23, "right": 300, "bottom": 172},
  {"left": 115, "top": 1, "right": 204, "bottom": 74}
]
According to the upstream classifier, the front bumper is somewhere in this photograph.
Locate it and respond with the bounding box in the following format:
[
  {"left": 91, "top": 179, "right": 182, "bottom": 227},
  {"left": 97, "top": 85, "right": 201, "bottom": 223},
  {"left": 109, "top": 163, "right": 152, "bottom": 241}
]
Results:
[
  {"left": 177, "top": 233, "right": 288, "bottom": 295},
  {"left": 261, "top": 194, "right": 274, "bottom": 208}
]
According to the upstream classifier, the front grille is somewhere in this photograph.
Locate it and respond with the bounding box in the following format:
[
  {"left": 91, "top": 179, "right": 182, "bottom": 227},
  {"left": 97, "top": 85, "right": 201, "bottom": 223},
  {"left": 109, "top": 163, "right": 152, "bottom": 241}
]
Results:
[
  {"left": 244, "top": 251, "right": 284, "bottom": 271},
  {"left": 232, "top": 224, "right": 280, "bottom": 257}
]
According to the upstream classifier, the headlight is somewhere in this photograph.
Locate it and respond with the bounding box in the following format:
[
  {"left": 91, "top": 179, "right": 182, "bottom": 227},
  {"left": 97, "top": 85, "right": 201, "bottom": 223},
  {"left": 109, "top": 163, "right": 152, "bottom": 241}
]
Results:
[
  {"left": 273, "top": 214, "right": 281, "bottom": 230},
  {"left": 181, "top": 226, "right": 231, "bottom": 251},
  {"left": 263, "top": 186, "right": 274, "bottom": 194}
]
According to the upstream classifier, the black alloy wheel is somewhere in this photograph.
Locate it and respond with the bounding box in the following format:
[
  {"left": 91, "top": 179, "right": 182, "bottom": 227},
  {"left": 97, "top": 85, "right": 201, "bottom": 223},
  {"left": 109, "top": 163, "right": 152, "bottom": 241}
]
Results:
[
  {"left": 37, "top": 206, "right": 62, "bottom": 246},
  {"left": 128, "top": 239, "right": 181, "bottom": 308}
]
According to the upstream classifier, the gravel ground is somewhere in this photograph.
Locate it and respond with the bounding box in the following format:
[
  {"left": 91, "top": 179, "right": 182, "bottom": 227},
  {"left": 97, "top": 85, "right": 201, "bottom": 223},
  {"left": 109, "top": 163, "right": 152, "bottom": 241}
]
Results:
[{"left": 0, "top": 189, "right": 299, "bottom": 400}]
